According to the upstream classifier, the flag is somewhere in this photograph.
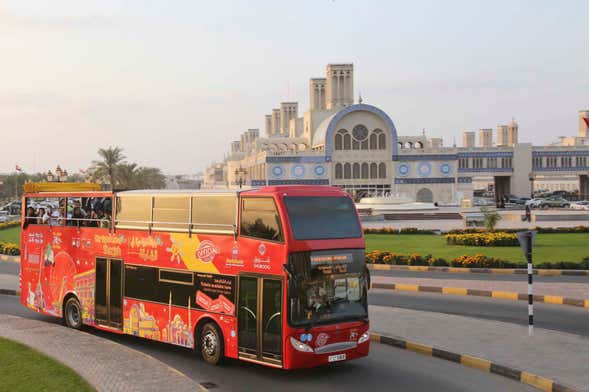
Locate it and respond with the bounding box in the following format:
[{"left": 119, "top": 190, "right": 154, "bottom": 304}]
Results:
[{"left": 15, "top": 164, "right": 22, "bottom": 172}]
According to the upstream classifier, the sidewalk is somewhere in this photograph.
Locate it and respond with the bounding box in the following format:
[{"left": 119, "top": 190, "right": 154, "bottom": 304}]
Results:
[
  {"left": 369, "top": 305, "right": 589, "bottom": 391},
  {"left": 0, "top": 315, "right": 203, "bottom": 392},
  {"left": 372, "top": 274, "right": 589, "bottom": 299}
]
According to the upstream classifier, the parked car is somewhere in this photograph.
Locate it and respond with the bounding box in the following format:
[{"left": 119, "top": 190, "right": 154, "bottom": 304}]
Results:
[
  {"left": 570, "top": 201, "right": 589, "bottom": 211},
  {"left": 537, "top": 197, "right": 570, "bottom": 209},
  {"left": 525, "top": 198, "right": 544, "bottom": 208},
  {"left": 0, "top": 211, "right": 7, "bottom": 223}
]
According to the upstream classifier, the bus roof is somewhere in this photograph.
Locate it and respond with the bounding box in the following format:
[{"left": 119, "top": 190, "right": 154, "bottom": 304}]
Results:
[{"left": 117, "top": 186, "right": 348, "bottom": 197}]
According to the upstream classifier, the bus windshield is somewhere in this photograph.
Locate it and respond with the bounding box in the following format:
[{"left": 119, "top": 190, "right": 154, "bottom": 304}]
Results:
[
  {"left": 288, "top": 249, "right": 368, "bottom": 327},
  {"left": 283, "top": 196, "right": 362, "bottom": 240}
]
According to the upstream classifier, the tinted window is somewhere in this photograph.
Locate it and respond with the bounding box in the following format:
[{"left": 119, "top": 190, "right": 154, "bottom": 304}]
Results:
[
  {"left": 240, "top": 197, "right": 283, "bottom": 242},
  {"left": 192, "top": 195, "right": 236, "bottom": 234},
  {"left": 116, "top": 196, "right": 151, "bottom": 229},
  {"left": 283, "top": 196, "right": 362, "bottom": 240},
  {"left": 153, "top": 196, "right": 190, "bottom": 231}
]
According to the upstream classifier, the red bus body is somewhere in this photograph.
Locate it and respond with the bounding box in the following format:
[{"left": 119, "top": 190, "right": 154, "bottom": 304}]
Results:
[{"left": 20, "top": 185, "right": 369, "bottom": 369}]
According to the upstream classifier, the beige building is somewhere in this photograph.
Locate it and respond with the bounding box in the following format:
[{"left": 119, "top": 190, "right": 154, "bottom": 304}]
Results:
[{"left": 203, "top": 63, "right": 589, "bottom": 202}]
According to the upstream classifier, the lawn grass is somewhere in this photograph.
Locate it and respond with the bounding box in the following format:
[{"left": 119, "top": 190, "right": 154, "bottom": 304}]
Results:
[
  {"left": 0, "top": 226, "right": 20, "bottom": 245},
  {"left": 0, "top": 337, "right": 93, "bottom": 392},
  {"left": 365, "top": 233, "right": 589, "bottom": 263}
]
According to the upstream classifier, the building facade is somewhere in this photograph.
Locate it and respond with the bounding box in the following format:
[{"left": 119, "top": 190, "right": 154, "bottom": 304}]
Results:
[{"left": 203, "top": 64, "right": 589, "bottom": 202}]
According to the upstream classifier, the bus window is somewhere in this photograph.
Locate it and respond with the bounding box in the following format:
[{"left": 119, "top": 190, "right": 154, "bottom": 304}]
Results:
[
  {"left": 192, "top": 195, "right": 236, "bottom": 234},
  {"left": 152, "top": 196, "right": 190, "bottom": 231},
  {"left": 116, "top": 196, "right": 151, "bottom": 229},
  {"left": 66, "top": 197, "right": 86, "bottom": 227},
  {"left": 240, "top": 198, "right": 283, "bottom": 242}
]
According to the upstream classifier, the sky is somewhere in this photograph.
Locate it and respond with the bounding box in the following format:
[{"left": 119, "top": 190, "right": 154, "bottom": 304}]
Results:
[{"left": 1, "top": 0, "right": 588, "bottom": 175}]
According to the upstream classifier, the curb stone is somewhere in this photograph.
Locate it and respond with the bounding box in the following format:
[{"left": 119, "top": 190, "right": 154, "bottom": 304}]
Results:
[
  {"left": 368, "top": 264, "right": 589, "bottom": 276},
  {"left": 371, "top": 332, "right": 578, "bottom": 392},
  {"left": 0, "top": 255, "right": 20, "bottom": 263},
  {"left": 370, "top": 282, "right": 589, "bottom": 309}
]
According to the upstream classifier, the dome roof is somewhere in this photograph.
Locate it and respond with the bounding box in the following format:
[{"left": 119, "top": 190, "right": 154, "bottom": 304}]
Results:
[{"left": 311, "top": 112, "right": 338, "bottom": 147}]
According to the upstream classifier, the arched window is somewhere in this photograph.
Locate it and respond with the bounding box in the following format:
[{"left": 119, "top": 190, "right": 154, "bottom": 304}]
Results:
[
  {"left": 361, "top": 163, "right": 369, "bottom": 178},
  {"left": 378, "top": 132, "right": 386, "bottom": 149},
  {"left": 370, "top": 163, "right": 377, "bottom": 178},
  {"left": 343, "top": 133, "right": 351, "bottom": 150},
  {"left": 352, "top": 139, "right": 359, "bottom": 150},
  {"left": 343, "top": 163, "right": 351, "bottom": 179},
  {"left": 335, "top": 163, "right": 343, "bottom": 179},
  {"left": 352, "top": 163, "right": 360, "bottom": 178},
  {"left": 379, "top": 162, "right": 387, "bottom": 178},
  {"left": 414, "top": 141, "right": 423, "bottom": 149},
  {"left": 369, "top": 133, "right": 378, "bottom": 149},
  {"left": 335, "top": 130, "right": 346, "bottom": 150},
  {"left": 398, "top": 142, "right": 404, "bottom": 150},
  {"left": 361, "top": 139, "right": 368, "bottom": 150},
  {"left": 405, "top": 141, "right": 413, "bottom": 149}
]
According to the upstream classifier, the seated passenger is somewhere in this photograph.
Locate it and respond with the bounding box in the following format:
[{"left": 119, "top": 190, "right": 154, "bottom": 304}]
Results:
[
  {"left": 23, "top": 207, "right": 36, "bottom": 229},
  {"left": 97, "top": 208, "right": 111, "bottom": 229},
  {"left": 38, "top": 208, "right": 49, "bottom": 224},
  {"left": 67, "top": 207, "right": 85, "bottom": 227}
]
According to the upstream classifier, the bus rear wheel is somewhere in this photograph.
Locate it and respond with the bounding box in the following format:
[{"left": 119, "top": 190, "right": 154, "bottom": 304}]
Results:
[
  {"left": 64, "top": 297, "right": 83, "bottom": 330},
  {"left": 199, "top": 322, "right": 224, "bottom": 366}
]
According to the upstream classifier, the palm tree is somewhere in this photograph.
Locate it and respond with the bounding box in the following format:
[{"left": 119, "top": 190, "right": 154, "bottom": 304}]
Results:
[
  {"left": 134, "top": 167, "right": 166, "bottom": 189},
  {"left": 90, "top": 147, "right": 126, "bottom": 190}
]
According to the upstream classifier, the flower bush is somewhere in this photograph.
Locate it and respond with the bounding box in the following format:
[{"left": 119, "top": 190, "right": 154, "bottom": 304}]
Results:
[
  {"left": 364, "top": 227, "right": 437, "bottom": 235},
  {"left": 446, "top": 232, "right": 519, "bottom": 247},
  {"left": 0, "top": 221, "right": 20, "bottom": 230},
  {"left": 0, "top": 242, "right": 20, "bottom": 256}
]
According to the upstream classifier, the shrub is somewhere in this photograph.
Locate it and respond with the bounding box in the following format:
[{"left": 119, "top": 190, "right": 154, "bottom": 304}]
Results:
[
  {"left": 0, "top": 242, "right": 20, "bottom": 256},
  {"left": 0, "top": 221, "right": 20, "bottom": 230},
  {"left": 446, "top": 232, "right": 519, "bottom": 247},
  {"left": 364, "top": 227, "right": 437, "bottom": 235}
]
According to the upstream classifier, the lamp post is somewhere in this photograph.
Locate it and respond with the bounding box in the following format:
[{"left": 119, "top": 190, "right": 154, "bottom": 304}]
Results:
[
  {"left": 528, "top": 172, "right": 534, "bottom": 199},
  {"left": 234, "top": 166, "right": 248, "bottom": 189}
]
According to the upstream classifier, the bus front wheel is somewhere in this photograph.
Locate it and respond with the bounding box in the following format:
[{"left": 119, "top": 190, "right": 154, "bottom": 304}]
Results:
[
  {"left": 64, "top": 297, "right": 83, "bottom": 330},
  {"left": 199, "top": 322, "right": 224, "bottom": 366}
]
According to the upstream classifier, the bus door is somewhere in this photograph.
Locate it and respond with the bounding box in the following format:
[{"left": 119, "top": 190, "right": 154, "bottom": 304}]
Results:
[
  {"left": 237, "top": 275, "right": 283, "bottom": 366},
  {"left": 95, "top": 258, "right": 123, "bottom": 328}
]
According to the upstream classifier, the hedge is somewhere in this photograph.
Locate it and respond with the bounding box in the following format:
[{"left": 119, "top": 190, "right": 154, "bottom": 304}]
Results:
[
  {"left": 365, "top": 250, "right": 589, "bottom": 270},
  {"left": 0, "top": 221, "right": 20, "bottom": 230},
  {"left": 364, "top": 226, "right": 589, "bottom": 235},
  {"left": 446, "top": 232, "right": 519, "bottom": 247},
  {"left": 0, "top": 242, "right": 19, "bottom": 256}
]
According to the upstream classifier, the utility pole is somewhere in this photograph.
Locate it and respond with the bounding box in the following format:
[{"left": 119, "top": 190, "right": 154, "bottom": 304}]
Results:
[{"left": 517, "top": 230, "right": 537, "bottom": 336}]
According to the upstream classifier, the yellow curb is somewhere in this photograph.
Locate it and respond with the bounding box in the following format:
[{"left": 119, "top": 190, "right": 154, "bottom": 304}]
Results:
[
  {"left": 370, "top": 334, "right": 381, "bottom": 343},
  {"left": 585, "top": 300, "right": 589, "bottom": 308},
  {"left": 406, "top": 341, "right": 432, "bottom": 356},
  {"left": 0, "top": 255, "right": 20, "bottom": 263},
  {"left": 537, "top": 270, "right": 561, "bottom": 276},
  {"left": 491, "top": 291, "right": 519, "bottom": 300},
  {"left": 460, "top": 354, "right": 491, "bottom": 372},
  {"left": 408, "top": 266, "right": 429, "bottom": 272},
  {"left": 371, "top": 264, "right": 391, "bottom": 270},
  {"left": 442, "top": 287, "right": 468, "bottom": 296},
  {"left": 520, "top": 371, "right": 553, "bottom": 392},
  {"left": 543, "top": 296, "right": 564, "bottom": 305},
  {"left": 395, "top": 284, "right": 419, "bottom": 292},
  {"left": 448, "top": 267, "right": 466, "bottom": 273},
  {"left": 489, "top": 268, "right": 516, "bottom": 274}
]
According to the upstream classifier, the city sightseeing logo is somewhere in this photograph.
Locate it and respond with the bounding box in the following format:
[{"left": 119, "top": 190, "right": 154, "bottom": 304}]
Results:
[{"left": 197, "top": 240, "right": 220, "bottom": 263}]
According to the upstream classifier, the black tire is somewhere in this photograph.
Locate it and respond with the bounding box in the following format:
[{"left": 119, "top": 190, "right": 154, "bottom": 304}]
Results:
[
  {"left": 64, "top": 297, "right": 83, "bottom": 330},
  {"left": 563, "top": 204, "right": 569, "bottom": 208},
  {"left": 199, "top": 322, "right": 224, "bottom": 365}
]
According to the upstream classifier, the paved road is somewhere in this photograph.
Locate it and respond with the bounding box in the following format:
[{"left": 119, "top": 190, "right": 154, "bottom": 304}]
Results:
[
  {"left": 370, "top": 289, "right": 589, "bottom": 337},
  {"left": 0, "top": 262, "right": 18, "bottom": 276},
  {"left": 371, "top": 269, "right": 589, "bottom": 283},
  {"left": 0, "top": 295, "right": 533, "bottom": 391}
]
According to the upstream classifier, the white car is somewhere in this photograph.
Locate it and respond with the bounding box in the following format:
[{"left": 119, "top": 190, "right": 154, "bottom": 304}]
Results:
[
  {"left": 525, "top": 198, "right": 544, "bottom": 208},
  {"left": 570, "top": 201, "right": 589, "bottom": 211}
]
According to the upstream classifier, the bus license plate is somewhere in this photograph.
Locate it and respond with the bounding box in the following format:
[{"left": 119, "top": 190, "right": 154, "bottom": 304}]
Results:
[{"left": 328, "top": 354, "right": 346, "bottom": 362}]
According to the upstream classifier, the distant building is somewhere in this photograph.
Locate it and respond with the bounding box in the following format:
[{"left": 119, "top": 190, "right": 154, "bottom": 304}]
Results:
[{"left": 203, "top": 63, "right": 589, "bottom": 202}]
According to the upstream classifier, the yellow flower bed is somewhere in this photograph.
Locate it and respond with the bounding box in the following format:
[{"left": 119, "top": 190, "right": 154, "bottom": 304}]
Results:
[
  {"left": 446, "top": 232, "right": 519, "bottom": 247},
  {"left": 0, "top": 242, "right": 19, "bottom": 256}
]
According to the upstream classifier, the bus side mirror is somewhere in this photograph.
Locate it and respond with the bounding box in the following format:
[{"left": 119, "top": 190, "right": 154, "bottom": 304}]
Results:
[{"left": 233, "top": 224, "right": 238, "bottom": 241}]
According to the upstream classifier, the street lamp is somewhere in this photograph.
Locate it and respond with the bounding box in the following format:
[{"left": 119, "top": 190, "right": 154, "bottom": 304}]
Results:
[
  {"left": 528, "top": 172, "right": 535, "bottom": 199},
  {"left": 234, "top": 166, "right": 248, "bottom": 189}
]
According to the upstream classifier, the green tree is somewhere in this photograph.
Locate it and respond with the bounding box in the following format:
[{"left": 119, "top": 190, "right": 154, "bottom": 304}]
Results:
[
  {"left": 133, "top": 167, "right": 166, "bottom": 189},
  {"left": 90, "top": 147, "right": 126, "bottom": 190},
  {"left": 481, "top": 207, "right": 501, "bottom": 232}
]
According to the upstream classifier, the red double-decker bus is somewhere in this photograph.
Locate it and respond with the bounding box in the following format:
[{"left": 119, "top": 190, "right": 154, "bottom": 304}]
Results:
[{"left": 20, "top": 183, "right": 370, "bottom": 369}]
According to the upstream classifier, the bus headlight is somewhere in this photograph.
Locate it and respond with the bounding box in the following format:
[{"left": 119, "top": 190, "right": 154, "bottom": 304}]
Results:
[
  {"left": 290, "top": 336, "right": 314, "bottom": 353},
  {"left": 358, "top": 332, "right": 370, "bottom": 344}
]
